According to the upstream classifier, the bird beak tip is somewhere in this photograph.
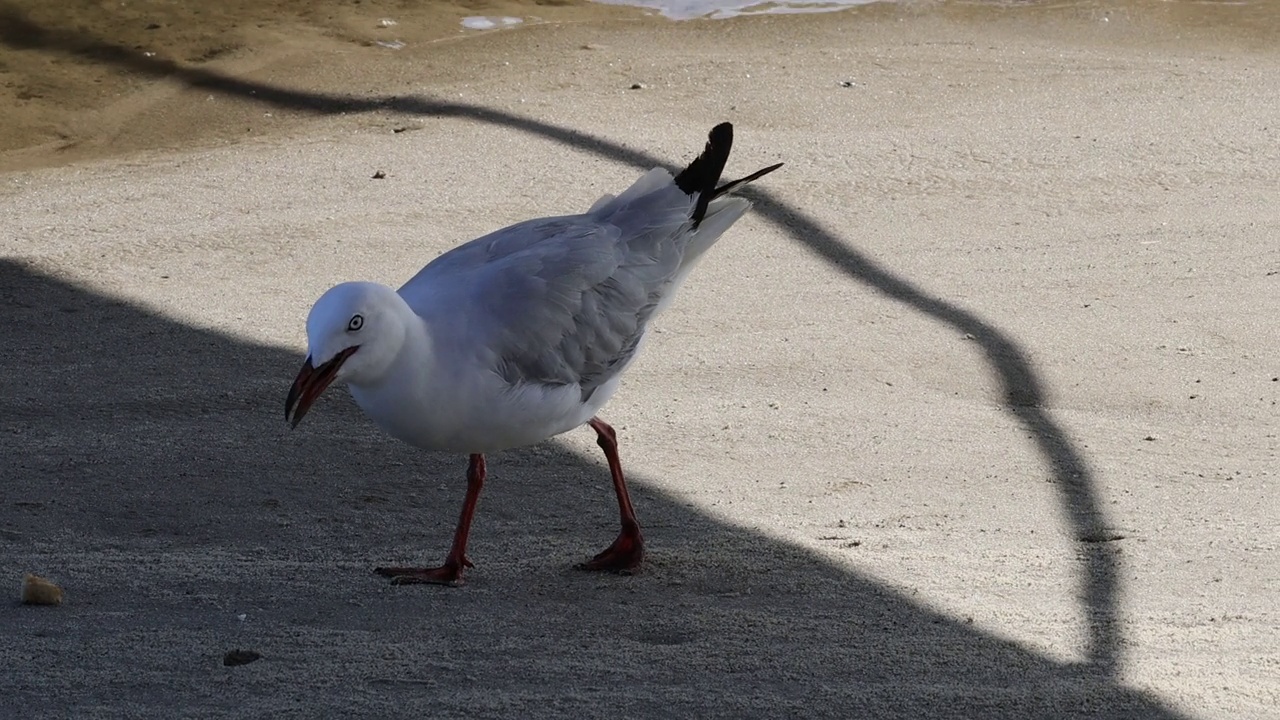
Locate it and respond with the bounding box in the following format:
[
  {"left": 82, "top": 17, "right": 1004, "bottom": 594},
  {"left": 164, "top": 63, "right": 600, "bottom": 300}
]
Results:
[{"left": 285, "top": 349, "right": 352, "bottom": 430}]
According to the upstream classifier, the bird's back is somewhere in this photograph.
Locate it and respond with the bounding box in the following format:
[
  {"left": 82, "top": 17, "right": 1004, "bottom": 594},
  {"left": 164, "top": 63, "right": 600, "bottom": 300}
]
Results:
[
  {"left": 398, "top": 174, "right": 701, "bottom": 402},
  {"left": 395, "top": 123, "right": 779, "bottom": 415}
]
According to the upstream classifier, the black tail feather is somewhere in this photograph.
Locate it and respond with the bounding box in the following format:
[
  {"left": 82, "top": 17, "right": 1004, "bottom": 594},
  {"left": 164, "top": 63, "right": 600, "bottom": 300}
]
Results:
[{"left": 674, "top": 122, "right": 782, "bottom": 228}]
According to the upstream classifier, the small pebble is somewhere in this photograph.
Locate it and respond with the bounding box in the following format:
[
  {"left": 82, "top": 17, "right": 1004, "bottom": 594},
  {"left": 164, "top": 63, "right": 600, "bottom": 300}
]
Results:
[
  {"left": 21, "top": 574, "right": 63, "bottom": 606},
  {"left": 223, "top": 649, "right": 262, "bottom": 667},
  {"left": 629, "top": 83, "right": 646, "bottom": 90},
  {"left": 372, "top": 170, "right": 386, "bottom": 179}
]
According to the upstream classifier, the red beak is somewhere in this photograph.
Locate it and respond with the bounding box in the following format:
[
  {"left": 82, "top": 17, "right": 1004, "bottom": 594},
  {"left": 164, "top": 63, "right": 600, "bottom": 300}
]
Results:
[{"left": 285, "top": 346, "right": 359, "bottom": 428}]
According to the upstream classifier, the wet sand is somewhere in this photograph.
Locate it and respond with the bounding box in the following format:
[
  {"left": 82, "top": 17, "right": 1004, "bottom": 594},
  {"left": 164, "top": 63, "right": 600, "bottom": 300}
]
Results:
[
  {"left": 0, "top": 0, "right": 637, "bottom": 169},
  {"left": 3, "top": 0, "right": 1278, "bottom": 171},
  {"left": 2, "top": 1, "right": 1278, "bottom": 718}
]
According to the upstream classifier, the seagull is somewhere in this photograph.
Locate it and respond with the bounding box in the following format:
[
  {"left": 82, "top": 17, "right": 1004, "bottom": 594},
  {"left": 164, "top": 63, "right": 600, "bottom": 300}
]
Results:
[{"left": 285, "top": 122, "right": 781, "bottom": 585}]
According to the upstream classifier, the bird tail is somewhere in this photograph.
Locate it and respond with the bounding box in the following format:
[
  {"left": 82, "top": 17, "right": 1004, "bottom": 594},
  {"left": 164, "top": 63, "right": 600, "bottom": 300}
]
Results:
[
  {"left": 644, "top": 124, "right": 783, "bottom": 318},
  {"left": 674, "top": 122, "right": 783, "bottom": 228}
]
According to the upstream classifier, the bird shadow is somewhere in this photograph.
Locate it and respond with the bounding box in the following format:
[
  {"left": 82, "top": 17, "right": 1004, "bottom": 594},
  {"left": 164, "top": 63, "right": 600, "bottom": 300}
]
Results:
[{"left": 2, "top": 5, "right": 1139, "bottom": 716}]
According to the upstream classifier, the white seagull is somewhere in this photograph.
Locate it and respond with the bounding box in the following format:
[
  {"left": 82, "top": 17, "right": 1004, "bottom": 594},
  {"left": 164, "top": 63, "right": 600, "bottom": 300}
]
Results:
[{"left": 285, "top": 122, "right": 781, "bottom": 585}]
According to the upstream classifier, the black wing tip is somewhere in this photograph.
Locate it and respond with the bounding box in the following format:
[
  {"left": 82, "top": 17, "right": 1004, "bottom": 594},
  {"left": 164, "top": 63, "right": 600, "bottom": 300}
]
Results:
[
  {"left": 675, "top": 122, "right": 737, "bottom": 226},
  {"left": 726, "top": 161, "right": 784, "bottom": 188},
  {"left": 758, "top": 161, "right": 785, "bottom": 176},
  {"left": 674, "top": 123, "right": 734, "bottom": 195},
  {"left": 708, "top": 122, "right": 733, "bottom": 147}
]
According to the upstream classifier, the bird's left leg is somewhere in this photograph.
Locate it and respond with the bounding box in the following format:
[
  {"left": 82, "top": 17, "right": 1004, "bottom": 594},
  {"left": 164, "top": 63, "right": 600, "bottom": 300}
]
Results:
[
  {"left": 375, "top": 453, "right": 486, "bottom": 586},
  {"left": 577, "top": 417, "right": 645, "bottom": 573}
]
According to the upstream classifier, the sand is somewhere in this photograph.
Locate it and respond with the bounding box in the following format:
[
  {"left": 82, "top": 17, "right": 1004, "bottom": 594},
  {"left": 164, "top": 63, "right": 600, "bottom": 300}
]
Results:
[{"left": 1, "top": 1, "right": 1277, "bottom": 718}]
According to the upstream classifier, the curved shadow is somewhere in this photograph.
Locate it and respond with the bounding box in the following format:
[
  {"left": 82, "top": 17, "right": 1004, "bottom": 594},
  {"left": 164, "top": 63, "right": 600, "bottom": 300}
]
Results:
[
  {"left": 0, "top": 261, "right": 1175, "bottom": 719},
  {"left": 2, "top": 1, "right": 1119, "bottom": 686}
]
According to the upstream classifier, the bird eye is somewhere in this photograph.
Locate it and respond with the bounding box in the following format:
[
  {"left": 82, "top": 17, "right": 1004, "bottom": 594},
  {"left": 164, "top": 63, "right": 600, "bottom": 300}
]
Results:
[{"left": 347, "top": 314, "right": 364, "bottom": 332}]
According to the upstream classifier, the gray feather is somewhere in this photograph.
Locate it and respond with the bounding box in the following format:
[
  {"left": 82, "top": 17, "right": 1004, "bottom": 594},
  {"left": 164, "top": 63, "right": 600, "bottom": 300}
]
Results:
[
  {"left": 393, "top": 127, "right": 780, "bottom": 402},
  {"left": 399, "top": 181, "right": 696, "bottom": 399}
]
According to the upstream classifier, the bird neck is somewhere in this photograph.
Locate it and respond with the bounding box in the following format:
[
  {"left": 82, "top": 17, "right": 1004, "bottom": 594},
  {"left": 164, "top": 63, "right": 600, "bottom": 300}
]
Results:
[{"left": 345, "top": 302, "right": 438, "bottom": 435}]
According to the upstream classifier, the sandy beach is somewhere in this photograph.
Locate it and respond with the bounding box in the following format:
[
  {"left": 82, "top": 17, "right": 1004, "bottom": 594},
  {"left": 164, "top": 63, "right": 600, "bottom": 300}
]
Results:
[{"left": 2, "top": 1, "right": 1277, "bottom": 718}]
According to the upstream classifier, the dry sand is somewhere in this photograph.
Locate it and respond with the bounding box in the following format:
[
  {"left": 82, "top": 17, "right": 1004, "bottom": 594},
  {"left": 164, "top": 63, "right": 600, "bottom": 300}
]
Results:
[{"left": 2, "top": 1, "right": 1277, "bottom": 718}]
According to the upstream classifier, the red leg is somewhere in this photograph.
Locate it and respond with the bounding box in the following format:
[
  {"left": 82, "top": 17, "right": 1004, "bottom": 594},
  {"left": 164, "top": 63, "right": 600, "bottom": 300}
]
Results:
[
  {"left": 577, "top": 417, "right": 645, "bottom": 573},
  {"left": 375, "top": 453, "right": 485, "bottom": 586}
]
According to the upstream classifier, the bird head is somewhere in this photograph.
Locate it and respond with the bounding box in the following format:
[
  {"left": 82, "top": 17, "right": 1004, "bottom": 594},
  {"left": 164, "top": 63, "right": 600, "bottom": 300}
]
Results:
[{"left": 285, "top": 281, "right": 408, "bottom": 428}]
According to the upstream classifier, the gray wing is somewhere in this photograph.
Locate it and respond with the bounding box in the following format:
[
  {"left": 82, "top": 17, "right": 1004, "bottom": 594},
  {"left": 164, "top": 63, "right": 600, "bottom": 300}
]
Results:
[{"left": 399, "top": 189, "right": 694, "bottom": 398}]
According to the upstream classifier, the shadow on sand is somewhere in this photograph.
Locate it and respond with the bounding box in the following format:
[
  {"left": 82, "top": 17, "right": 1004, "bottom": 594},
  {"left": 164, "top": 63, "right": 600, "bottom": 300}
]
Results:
[
  {"left": 2, "top": 6, "right": 1149, "bottom": 717},
  {"left": 1, "top": 260, "right": 1176, "bottom": 717}
]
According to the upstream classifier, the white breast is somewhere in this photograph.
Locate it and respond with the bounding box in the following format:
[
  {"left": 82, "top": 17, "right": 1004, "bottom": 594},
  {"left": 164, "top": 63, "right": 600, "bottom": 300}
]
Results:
[{"left": 348, "top": 351, "right": 624, "bottom": 455}]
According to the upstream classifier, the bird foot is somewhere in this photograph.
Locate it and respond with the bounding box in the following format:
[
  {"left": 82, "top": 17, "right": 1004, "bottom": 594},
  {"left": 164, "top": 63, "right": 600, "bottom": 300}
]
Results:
[
  {"left": 576, "top": 531, "right": 644, "bottom": 574},
  {"left": 374, "top": 557, "right": 472, "bottom": 587}
]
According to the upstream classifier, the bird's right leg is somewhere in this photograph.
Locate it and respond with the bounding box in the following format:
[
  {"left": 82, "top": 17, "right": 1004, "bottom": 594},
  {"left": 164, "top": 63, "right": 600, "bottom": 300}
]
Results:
[
  {"left": 375, "top": 453, "right": 485, "bottom": 586},
  {"left": 577, "top": 417, "right": 645, "bottom": 573}
]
